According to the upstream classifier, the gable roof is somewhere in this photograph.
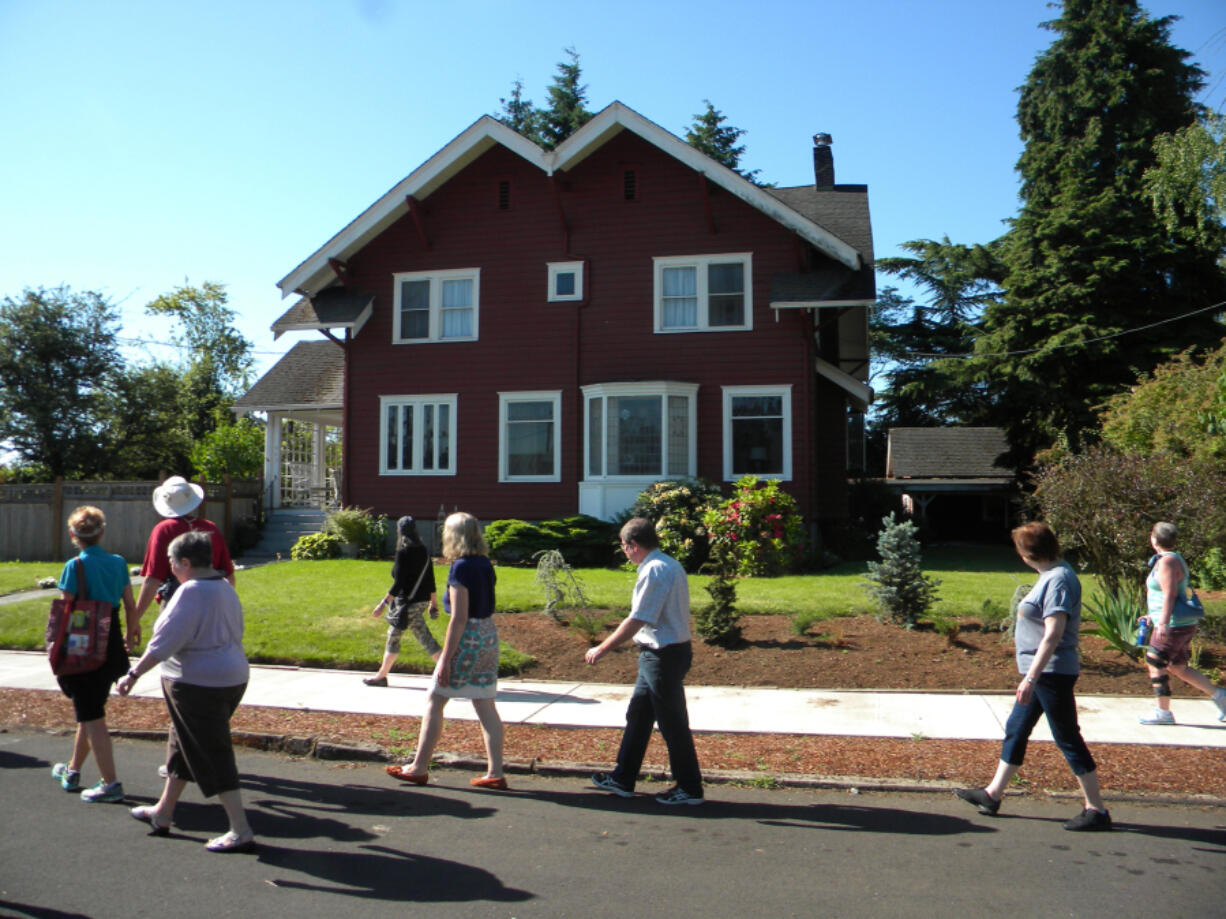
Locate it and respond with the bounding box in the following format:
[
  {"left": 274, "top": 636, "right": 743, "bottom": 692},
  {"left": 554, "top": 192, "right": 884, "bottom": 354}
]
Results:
[
  {"left": 886, "top": 427, "right": 1012, "bottom": 480},
  {"left": 234, "top": 340, "right": 344, "bottom": 412},
  {"left": 277, "top": 101, "right": 865, "bottom": 299}
]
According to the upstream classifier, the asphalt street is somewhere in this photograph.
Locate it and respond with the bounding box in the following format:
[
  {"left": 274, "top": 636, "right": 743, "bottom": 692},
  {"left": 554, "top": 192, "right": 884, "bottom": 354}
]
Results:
[{"left": 1, "top": 731, "right": 1223, "bottom": 919}]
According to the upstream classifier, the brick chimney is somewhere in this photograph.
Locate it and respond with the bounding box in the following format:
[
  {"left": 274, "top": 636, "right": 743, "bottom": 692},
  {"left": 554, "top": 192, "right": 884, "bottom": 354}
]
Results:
[{"left": 813, "top": 133, "right": 834, "bottom": 189}]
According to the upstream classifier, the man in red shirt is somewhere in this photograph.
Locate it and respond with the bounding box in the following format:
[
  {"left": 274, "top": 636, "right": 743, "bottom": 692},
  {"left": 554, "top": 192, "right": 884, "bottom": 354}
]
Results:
[{"left": 134, "top": 476, "right": 236, "bottom": 623}]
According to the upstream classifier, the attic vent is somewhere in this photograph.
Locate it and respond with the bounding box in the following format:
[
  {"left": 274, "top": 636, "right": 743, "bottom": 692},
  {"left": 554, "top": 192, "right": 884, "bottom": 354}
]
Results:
[
  {"left": 498, "top": 180, "right": 510, "bottom": 210},
  {"left": 623, "top": 169, "right": 637, "bottom": 201}
]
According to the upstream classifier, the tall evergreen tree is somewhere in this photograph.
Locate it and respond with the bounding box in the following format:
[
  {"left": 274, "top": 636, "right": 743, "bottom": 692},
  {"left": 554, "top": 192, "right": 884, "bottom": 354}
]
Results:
[
  {"left": 685, "top": 100, "right": 761, "bottom": 184},
  {"left": 496, "top": 78, "right": 541, "bottom": 142},
  {"left": 963, "top": 0, "right": 1225, "bottom": 463},
  {"left": 538, "top": 47, "right": 592, "bottom": 150},
  {"left": 872, "top": 237, "right": 1003, "bottom": 427}
]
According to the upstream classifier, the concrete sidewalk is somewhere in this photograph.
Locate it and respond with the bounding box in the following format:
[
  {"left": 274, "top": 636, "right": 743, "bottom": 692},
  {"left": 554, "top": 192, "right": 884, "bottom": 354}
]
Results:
[{"left": 3, "top": 649, "right": 1224, "bottom": 748}]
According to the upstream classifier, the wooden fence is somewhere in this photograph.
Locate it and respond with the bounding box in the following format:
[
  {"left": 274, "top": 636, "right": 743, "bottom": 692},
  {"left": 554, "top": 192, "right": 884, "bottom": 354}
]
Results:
[{"left": 0, "top": 478, "right": 261, "bottom": 562}]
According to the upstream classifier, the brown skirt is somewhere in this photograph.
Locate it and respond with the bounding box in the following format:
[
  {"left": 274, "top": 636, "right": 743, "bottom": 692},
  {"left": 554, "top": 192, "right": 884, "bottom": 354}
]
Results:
[{"left": 161, "top": 678, "right": 246, "bottom": 798}]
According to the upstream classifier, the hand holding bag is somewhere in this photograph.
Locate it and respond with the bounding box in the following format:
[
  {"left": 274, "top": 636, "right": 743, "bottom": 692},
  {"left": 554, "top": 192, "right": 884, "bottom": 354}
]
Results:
[{"left": 45, "top": 558, "right": 113, "bottom": 676}]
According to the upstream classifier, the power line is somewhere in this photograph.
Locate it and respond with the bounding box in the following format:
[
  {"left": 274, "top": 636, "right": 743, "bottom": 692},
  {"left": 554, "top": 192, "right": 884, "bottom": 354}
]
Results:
[
  {"left": 901, "top": 299, "right": 1226, "bottom": 360},
  {"left": 116, "top": 335, "right": 288, "bottom": 358}
]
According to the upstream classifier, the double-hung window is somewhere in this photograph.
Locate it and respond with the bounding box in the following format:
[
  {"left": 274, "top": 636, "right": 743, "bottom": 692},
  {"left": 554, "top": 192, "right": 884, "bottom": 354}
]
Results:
[
  {"left": 499, "top": 391, "right": 561, "bottom": 482},
  {"left": 722, "top": 385, "right": 792, "bottom": 480},
  {"left": 380, "top": 394, "right": 457, "bottom": 475},
  {"left": 653, "top": 253, "right": 751, "bottom": 332},
  {"left": 393, "top": 269, "right": 479, "bottom": 343},
  {"left": 582, "top": 382, "right": 697, "bottom": 479}
]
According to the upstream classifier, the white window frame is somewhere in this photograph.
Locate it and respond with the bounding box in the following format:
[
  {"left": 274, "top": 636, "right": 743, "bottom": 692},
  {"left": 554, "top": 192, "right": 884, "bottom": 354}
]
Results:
[
  {"left": 392, "top": 268, "right": 480, "bottom": 343},
  {"left": 498, "top": 391, "right": 562, "bottom": 482},
  {"left": 379, "top": 394, "right": 458, "bottom": 476},
  {"left": 721, "top": 385, "right": 792, "bottom": 481},
  {"left": 652, "top": 252, "right": 752, "bottom": 333},
  {"left": 547, "top": 261, "right": 584, "bottom": 302},
  {"left": 580, "top": 381, "right": 699, "bottom": 480}
]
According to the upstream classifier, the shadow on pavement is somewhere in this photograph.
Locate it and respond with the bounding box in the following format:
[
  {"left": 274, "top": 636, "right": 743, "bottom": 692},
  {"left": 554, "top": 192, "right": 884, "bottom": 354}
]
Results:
[
  {"left": 0, "top": 900, "right": 93, "bottom": 919},
  {"left": 254, "top": 843, "right": 533, "bottom": 903}
]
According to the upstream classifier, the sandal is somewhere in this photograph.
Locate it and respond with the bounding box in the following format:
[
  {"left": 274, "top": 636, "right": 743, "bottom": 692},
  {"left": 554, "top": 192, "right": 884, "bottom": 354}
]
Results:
[
  {"left": 386, "top": 765, "right": 428, "bottom": 785},
  {"left": 130, "top": 805, "right": 170, "bottom": 836},
  {"left": 470, "top": 775, "right": 508, "bottom": 790},
  {"left": 205, "top": 829, "right": 256, "bottom": 853}
]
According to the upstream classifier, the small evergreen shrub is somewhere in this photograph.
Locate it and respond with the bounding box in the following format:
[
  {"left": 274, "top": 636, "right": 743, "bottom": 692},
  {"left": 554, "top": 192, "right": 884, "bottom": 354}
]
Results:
[
  {"left": 290, "top": 532, "right": 342, "bottom": 560},
  {"left": 629, "top": 478, "right": 724, "bottom": 573},
  {"left": 485, "top": 515, "right": 618, "bottom": 567},
  {"left": 702, "top": 476, "right": 805, "bottom": 577},
  {"left": 695, "top": 523, "right": 743, "bottom": 647},
  {"left": 323, "top": 506, "right": 388, "bottom": 559},
  {"left": 1192, "top": 547, "right": 1226, "bottom": 591},
  {"left": 862, "top": 513, "right": 940, "bottom": 628}
]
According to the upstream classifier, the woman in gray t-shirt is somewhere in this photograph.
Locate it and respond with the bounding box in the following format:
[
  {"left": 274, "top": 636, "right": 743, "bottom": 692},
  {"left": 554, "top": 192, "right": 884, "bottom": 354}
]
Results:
[{"left": 955, "top": 522, "right": 1112, "bottom": 832}]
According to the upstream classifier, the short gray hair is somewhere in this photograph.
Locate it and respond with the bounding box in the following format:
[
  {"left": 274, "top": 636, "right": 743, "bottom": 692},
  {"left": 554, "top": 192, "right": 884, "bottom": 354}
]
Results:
[
  {"left": 169, "top": 530, "right": 213, "bottom": 569},
  {"left": 1151, "top": 521, "right": 1178, "bottom": 550}
]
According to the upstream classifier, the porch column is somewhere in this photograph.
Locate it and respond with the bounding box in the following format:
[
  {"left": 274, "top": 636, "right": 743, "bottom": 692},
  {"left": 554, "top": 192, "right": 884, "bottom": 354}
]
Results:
[{"left": 266, "top": 413, "right": 282, "bottom": 510}]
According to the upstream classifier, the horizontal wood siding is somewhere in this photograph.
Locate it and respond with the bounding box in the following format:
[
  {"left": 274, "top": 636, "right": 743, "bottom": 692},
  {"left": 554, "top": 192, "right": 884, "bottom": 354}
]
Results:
[{"left": 334, "top": 134, "right": 851, "bottom": 522}]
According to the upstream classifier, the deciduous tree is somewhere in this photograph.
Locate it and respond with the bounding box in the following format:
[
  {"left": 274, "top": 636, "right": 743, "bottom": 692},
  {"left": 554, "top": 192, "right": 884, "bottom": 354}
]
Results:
[{"left": 0, "top": 286, "right": 121, "bottom": 477}]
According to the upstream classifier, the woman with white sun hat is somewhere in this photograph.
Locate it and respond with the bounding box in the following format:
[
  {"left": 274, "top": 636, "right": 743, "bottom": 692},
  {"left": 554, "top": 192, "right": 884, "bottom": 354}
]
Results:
[{"left": 134, "top": 476, "right": 236, "bottom": 624}]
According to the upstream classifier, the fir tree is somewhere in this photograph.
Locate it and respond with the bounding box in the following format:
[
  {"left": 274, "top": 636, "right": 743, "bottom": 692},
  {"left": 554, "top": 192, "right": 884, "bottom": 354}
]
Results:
[
  {"left": 496, "top": 78, "right": 541, "bottom": 142},
  {"left": 862, "top": 514, "right": 940, "bottom": 628},
  {"left": 685, "top": 100, "right": 761, "bottom": 184},
  {"left": 538, "top": 47, "right": 592, "bottom": 150},
  {"left": 961, "top": 0, "right": 1226, "bottom": 463}
]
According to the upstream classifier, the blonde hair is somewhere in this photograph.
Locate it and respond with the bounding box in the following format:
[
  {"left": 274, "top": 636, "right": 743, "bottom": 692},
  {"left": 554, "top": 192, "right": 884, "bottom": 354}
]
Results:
[
  {"left": 441, "top": 512, "right": 487, "bottom": 560},
  {"left": 68, "top": 506, "right": 106, "bottom": 547}
]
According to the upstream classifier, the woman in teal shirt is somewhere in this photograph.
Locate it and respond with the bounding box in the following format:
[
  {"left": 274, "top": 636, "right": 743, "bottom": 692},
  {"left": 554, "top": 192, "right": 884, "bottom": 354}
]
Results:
[
  {"left": 52, "top": 506, "right": 139, "bottom": 802},
  {"left": 1137, "top": 521, "right": 1226, "bottom": 725}
]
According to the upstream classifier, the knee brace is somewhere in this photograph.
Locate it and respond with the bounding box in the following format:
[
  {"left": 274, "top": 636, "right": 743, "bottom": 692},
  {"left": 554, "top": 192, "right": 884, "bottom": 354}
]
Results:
[
  {"left": 1145, "top": 648, "right": 1170, "bottom": 669},
  {"left": 1151, "top": 674, "right": 1171, "bottom": 697}
]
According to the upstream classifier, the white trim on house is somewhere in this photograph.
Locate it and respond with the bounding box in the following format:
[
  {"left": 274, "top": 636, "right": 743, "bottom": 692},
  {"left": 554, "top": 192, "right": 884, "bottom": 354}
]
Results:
[
  {"left": 497, "top": 391, "right": 562, "bottom": 482},
  {"left": 721, "top": 385, "right": 793, "bottom": 481},
  {"left": 546, "top": 261, "right": 585, "bottom": 302},
  {"left": 391, "top": 268, "right": 480, "bottom": 343},
  {"left": 653, "top": 252, "right": 753, "bottom": 333},
  {"left": 378, "top": 393, "right": 458, "bottom": 476},
  {"left": 277, "top": 102, "right": 862, "bottom": 298},
  {"left": 815, "top": 356, "right": 873, "bottom": 412}
]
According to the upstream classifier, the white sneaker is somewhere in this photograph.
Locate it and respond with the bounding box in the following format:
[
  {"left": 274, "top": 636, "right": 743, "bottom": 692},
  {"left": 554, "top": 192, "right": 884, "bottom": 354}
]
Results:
[
  {"left": 1212, "top": 688, "right": 1226, "bottom": 722},
  {"left": 1139, "top": 708, "right": 1175, "bottom": 725}
]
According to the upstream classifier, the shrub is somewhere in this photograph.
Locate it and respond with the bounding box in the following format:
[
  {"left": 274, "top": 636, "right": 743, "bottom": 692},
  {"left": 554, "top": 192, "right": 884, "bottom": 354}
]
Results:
[
  {"left": 1083, "top": 588, "right": 1144, "bottom": 661},
  {"left": 229, "top": 514, "right": 263, "bottom": 555},
  {"left": 629, "top": 478, "right": 724, "bottom": 573},
  {"left": 1033, "top": 447, "right": 1226, "bottom": 594},
  {"left": 290, "top": 532, "right": 342, "bottom": 560},
  {"left": 1192, "top": 547, "right": 1226, "bottom": 591},
  {"left": 862, "top": 513, "right": 940, "bottom": 628},
  {"left": 533, "top": 548, "right": 593, "bottom": 624},
  {"left": 701, "top": 476, "right": 805, "bottom": 577},
  {"left": 190, "top": 417, "right": 265, "bottom": 480},
  {"left": 485, "top": 515, "right": 618, "bottom": 567}
]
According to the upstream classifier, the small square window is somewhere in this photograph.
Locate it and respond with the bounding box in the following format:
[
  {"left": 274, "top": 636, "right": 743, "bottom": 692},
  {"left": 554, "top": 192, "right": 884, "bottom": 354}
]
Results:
[{"left": 547, "top": 261, "right": 584, "bottom": 302}]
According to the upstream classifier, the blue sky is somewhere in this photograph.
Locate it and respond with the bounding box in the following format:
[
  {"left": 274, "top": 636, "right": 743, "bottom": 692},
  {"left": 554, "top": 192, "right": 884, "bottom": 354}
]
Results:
[{"left": 1, "top": 0, "right": 1222, "bottom": 379}]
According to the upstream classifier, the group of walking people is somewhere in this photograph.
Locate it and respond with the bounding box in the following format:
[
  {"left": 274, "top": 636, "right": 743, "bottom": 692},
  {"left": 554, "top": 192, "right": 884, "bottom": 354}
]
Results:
[
  {"left": 49, "top": 476, "right": 1226, "bottom": 845},
  {"left": 50, "top": 477, "right": 253, "bottom": 852}
]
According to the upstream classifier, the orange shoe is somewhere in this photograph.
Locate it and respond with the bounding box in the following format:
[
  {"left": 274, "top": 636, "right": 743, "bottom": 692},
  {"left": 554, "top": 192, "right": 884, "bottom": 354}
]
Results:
[
  {"left": 470, "top": 775, "right": 508, "bottom": 790},
  {"left": 386, "top": 765, "right": 428, "bottom": 785}
]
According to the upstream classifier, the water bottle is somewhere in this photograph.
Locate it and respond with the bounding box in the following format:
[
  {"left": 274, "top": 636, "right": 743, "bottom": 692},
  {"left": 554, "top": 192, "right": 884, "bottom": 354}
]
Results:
[{"left": 1135, "top": 616, "right": 1151, "bottom": 647}]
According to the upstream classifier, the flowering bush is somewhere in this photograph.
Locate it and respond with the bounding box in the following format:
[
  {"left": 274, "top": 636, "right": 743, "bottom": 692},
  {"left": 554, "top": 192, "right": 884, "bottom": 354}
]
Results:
[
  {"left": 629, "top": 478, "right": 725, "bottom": 573},
  {"left": 702, "top": 476, "right": 805, "bottom": 577}
]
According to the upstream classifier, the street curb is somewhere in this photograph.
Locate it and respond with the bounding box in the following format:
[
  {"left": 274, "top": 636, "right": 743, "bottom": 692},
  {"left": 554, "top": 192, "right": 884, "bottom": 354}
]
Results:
[{"left": 97, "top": 727, "right": 1226, "bottom": 808}]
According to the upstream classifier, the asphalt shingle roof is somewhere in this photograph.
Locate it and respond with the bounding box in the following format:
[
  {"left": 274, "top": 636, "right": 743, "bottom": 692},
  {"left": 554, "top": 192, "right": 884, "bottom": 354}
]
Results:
[
  {"left": 886, "top": 427, "right": 1012, "bottom": 479},
  {"left": 234, "top": 340, "right": 344, "bottom": 411}
]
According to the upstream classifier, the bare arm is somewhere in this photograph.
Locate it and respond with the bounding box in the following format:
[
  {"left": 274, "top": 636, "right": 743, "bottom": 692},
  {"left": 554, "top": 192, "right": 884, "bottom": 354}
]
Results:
[
  {"left": 435, "top": 584, "right": 469, "bottom": 687},
  {"left": 1016, "top": 612, "right": 1067, "bottom": 704},
  {"left": 585, "top": 615, "right": 646, "bottom": 665}
]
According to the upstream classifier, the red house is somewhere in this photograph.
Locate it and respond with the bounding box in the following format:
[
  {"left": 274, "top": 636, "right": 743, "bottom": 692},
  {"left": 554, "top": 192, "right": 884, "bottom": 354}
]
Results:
[{"left": 245, "top": 102, "right": 874, "bottom": 536}]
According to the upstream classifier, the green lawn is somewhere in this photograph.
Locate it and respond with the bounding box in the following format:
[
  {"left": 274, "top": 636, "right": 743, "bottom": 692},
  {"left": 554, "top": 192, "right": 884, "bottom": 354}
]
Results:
[
  {"left": 3, "top": 549, "right": 1219, "bottom": 671},
  {"left": 0, "top": 561, "right": 67, "bottom": 597}
]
